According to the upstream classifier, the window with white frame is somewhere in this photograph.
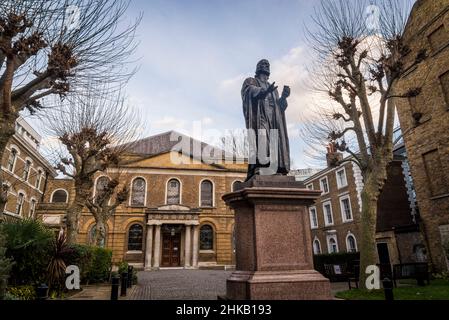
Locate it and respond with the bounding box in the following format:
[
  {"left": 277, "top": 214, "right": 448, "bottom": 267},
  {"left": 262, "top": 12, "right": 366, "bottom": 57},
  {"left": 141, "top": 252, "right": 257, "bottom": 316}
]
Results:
[
  {"left": 340, "top": 196, "right": 353, "bottom": 222},
  {"left": 346, "top": 234, "right": 357, "bottom": 253},
  {"left": 320, "top": 177, "right": 329, "bottom": 194},
  {"left": 306, "top": 183, "right": 314, "bottom": 190},
  {"left": 336, "top": 168, "right": 348, "bottom": 188},
  {"left": 313, "top": 238, "right": 322, "bottom": 255},
  {"left": 309, "top": 207, "right": 318, "bottom": 229},
  {"left": 36, "top": 170, "right": 43, "bottom": 189},
  {"left": 7, "top": 149, "right": 18, "bottom": 172},
  {"left": 327, "top": 235, "right": 339, "bottom": 254},
  {"left": 323, "top": 202, "right": 334, "bottom": 226},
  {"left": 23, "top": 160, "right": 32, "bottom": 181},
  {"left": 16, "top": 193, "right": 25, "bottom": 216},
  {"left": 29, "top": 199, "right": 37, "bottom": 218}
]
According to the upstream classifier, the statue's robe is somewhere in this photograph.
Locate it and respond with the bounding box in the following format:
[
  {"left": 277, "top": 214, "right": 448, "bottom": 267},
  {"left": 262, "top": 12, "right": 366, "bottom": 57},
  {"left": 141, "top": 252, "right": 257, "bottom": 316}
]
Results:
[{"left": 241, "top": 77, "right": 290, "bottom": 180}]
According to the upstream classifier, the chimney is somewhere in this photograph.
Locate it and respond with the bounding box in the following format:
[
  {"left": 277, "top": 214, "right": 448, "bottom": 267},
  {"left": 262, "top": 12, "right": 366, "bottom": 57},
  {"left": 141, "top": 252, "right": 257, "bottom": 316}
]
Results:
[{"left": 326, "top": 142, "right": 343, "bottom": 167}]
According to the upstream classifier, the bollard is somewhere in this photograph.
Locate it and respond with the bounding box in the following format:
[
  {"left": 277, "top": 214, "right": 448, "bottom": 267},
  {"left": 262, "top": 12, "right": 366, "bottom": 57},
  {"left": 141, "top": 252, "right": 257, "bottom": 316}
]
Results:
[
  {"left": 383, "top": 277, "right": 394, "bottom": 301},
  {"left": 111, "top": 275, "right": 120, "bottom": 300},
  {"left": 120, "top": 272, "right": 128, "bottom": 297},
  {"left": 36, "top": 284, "right": 49, "bottom": 300},
  {"left": 127, "top": 266, "right": 134, "bottom": 288}
]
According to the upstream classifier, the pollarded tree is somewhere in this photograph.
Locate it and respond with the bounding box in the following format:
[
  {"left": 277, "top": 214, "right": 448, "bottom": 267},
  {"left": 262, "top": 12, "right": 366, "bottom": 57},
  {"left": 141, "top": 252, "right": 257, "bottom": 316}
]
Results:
[
  {"left": 86, "top": 174, "right": 128, "bottom": 247},
  {"left": 47, "top": 87, "right": 139, "bottom": 244},
  {"left": 304, "top": 0, "right": 424, "bottom": 286},
  {"left": 0, "top": 0, "right": 140, "bottom": 215}
]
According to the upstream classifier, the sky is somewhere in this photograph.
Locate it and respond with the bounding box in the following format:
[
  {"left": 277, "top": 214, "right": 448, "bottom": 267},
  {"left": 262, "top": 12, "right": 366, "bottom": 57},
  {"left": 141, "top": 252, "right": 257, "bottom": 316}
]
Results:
[{"left": 118, "top": 0, "right": 323, "bottom": 168}]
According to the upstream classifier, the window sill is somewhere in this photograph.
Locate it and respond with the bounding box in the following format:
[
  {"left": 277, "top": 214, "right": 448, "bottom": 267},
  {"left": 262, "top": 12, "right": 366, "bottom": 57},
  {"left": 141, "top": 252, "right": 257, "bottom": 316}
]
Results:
[
  {"left": 199, "top": 250, "right": 215, "bottom": 254},
  {"left": 126, "top": 250, "right": 143, "bottom": 254},
  {"left": 342, "top": 219, "right": 354, "bottom": 224}
]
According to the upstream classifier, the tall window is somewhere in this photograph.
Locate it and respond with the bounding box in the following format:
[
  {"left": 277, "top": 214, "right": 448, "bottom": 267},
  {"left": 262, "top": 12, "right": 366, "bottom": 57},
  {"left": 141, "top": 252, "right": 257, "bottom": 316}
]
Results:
[
  {"left": 328, "top": 237, "right": 338, "bottom": 254},
  {"left": 346, "top": 235, "right": 357, "bottom": 253},
  {"left": 22, "top": 160, "right": 31, "bottom": 181},
  {"left": 128, "top": 224, "right": 143, "bottom": 251},
  {"left": 323, "top": 202, "right": 333, "bottom": 226},
  {"left": 96, "top": 176, "right": 110, "bottom": 202},
  {"left": 51, "top": 190, "right": 68, "bottom": 203},
  {"left": 167, "top": 179, "right": 181, "bottom": 205},
  {"left": 309, "top": 207, "right": 318, "bottom": 229},
  {"left": 7, "top": 149, "right": 17, "bottom": 172},
  {"left": 29, "top": 199, "right": 37, "bottom": 218},
  {"left": 16, "top": 193, "right": 25, "bottom": 216},
  {"left": 320, "top": 177, "right": 329, "bottom": 194},
  {"left": 336, "top": 168, "right": 348, "bottom": 188},
  {"left": 200, "top": 225, "right": 214, "bottom": 250},
  {"left": 340, "top": 196, "right": 353, "bottom": 222},
  {"left": 131, "top": 178, "right": 146, "bottom": 206},
  {"left": 36, "top": 170, "right": 43, "bottom": 189},
  {"left": 313, "top": 239, "right": 321, "bottom": 255},
  {"left": 200, "top": 180, "right": 213, "bottom": 207}
]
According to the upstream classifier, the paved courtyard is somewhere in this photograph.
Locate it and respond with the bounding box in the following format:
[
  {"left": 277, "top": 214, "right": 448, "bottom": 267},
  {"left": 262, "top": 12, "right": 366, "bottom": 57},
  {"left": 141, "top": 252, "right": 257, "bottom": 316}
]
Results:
[{"left": 69, "top": 270, "right": 349, "bottom": 300}]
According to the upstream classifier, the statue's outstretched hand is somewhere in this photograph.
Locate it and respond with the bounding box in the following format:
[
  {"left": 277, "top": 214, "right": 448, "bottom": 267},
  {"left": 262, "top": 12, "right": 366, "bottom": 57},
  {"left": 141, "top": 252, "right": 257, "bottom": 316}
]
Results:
[
  {"left": 267, "top": 82, "right": 278, "bottom": 94},
  {"left": 282, "top": 86, "right": 291, "bottom": 99}
]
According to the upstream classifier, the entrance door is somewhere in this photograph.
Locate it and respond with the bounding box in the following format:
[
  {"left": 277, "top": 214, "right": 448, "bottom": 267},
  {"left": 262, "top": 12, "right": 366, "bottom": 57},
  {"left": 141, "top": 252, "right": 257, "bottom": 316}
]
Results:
[{"left": 161, "top": 231, "right": 181, "bottom": 267}]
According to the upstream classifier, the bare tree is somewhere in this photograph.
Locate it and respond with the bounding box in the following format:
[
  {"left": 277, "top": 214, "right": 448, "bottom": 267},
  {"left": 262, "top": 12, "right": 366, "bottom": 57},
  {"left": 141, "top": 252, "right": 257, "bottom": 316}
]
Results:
[
  {"left": 0, "top": 0, "right": 141, "bottom": 215},
  {"left": 86, "top": 171, "right": 128, "bottom": 247},
  {"left": 47, "top": 87, "right": 140, "bottom": 244},
  {"left": 304, "top": 0, "right": 423, "bottom": 285}
]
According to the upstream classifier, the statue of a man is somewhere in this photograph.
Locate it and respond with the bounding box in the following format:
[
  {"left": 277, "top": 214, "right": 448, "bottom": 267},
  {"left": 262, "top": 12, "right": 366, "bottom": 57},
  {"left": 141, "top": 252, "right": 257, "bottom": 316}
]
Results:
[{"left": 241, "top": 59, "right": 291, "bottom": 181}]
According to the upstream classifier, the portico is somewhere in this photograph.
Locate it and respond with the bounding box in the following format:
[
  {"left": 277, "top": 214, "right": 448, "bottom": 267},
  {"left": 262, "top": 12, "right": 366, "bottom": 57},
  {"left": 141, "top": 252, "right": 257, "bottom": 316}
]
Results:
[{"left": 145, "top": 205, "right": 200, "bottom": 270}]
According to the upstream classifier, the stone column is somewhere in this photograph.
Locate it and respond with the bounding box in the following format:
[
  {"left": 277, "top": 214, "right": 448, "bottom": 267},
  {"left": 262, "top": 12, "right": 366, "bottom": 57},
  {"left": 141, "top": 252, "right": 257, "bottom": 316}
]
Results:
[
  {"left": 192, "top": 225, "right": 199, "bottom": 268},
  {"left": 222, "top": 175, "right": 332, "bottom": 300},
  {"left": 153, "top": 224, "right": 161, "bottom": 269},
  {"left": 184, "top": 224, "right": 192, "bottom": 268},
  {"left": 144, "top": 225, "right": 154, "bottom": 271}
]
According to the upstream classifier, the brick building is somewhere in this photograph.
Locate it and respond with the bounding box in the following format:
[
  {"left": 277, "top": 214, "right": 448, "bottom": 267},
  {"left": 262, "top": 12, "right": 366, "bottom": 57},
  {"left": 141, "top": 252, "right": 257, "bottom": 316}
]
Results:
[
  {"left": 302, "top": 147, "right": 425, "bottom": 267},
  {"left": 37, "top": 131, "right": 247, "bottom": 269},
  {"left": 394, "top": 0, "right": 449, "bottom": 271},
  {"left": 1, "top": 117, "right": 56, "bottom": 219}
]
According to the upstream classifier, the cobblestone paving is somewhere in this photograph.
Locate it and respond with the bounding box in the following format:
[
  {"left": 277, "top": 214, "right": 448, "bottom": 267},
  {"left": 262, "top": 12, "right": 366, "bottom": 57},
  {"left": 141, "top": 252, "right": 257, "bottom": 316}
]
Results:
[{"left": 130, "top": 270, "right": 232, "bottom": 300}]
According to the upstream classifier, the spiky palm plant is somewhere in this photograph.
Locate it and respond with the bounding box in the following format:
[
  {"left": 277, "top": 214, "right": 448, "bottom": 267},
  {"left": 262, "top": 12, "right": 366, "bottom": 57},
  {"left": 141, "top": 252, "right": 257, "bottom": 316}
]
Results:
[{"left": 47, "top": 230, "right": 74, "bottom": 295}]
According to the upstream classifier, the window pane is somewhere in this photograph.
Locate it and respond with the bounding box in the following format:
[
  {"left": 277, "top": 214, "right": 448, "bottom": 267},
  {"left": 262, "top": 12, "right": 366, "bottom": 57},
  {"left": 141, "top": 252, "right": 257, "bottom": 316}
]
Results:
[
  {"left": 52, "top": 190, "right": 68, "bottom": 203},
  {"left": 128, "top": 224, "right": 143, "bottom": 251},
  {"left": 131, "top": 178, "right": 146, "bottom": 206},
  {"left": 201, "top": 181, "right": 213, "bottom": 207},
  {"left": 167, "top": 179, "right": 180, "bottom": 205},
  {"left": 200, "top": 225, "right": 214, "bottom": 250}
]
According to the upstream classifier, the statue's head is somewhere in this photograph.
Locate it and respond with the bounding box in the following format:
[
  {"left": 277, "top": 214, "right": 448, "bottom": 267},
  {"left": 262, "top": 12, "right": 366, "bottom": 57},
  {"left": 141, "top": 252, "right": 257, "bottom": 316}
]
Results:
[{"left": 256, "top": 59, "right": 270, "bottom": 77}]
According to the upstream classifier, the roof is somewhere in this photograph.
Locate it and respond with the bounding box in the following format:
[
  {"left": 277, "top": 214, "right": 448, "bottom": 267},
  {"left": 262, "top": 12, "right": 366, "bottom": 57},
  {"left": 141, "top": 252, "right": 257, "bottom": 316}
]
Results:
[{"left": 122, "top": 131, "right": 236, "bottom": 160}]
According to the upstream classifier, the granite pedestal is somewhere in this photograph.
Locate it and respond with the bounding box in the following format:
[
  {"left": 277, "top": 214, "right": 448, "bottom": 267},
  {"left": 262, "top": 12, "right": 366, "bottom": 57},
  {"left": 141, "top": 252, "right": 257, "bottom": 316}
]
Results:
[{"left": 222, "top": 175, "right": 332, "bottom": 300}]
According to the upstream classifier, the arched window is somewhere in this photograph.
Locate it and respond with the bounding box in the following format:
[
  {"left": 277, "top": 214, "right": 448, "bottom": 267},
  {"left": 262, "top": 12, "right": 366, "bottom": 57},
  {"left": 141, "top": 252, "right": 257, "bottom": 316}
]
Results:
[
  {"left": 346, "top": 234, "right": 357, "bottom": 253},
  {"left": 16, "top": 192, "right": 25, "bottom": 216},
  {"left": 232, "top": 181, "right": 243, "bottom": 192},
  {"left": 128, "top": 224, "right": 143, "bottom": 251},
  {"left": 7, "top": 149, "right": 18, "bottom": 172},
  {"left": 22, "top": 160, "right": 32, "bottom": 181},
  {"left": 167, "top": 179, "right": 180, "bottom": 205},
  {"left": 313, "top": 239, "right": 322, "bottom": 255},
  {"left": 29, "top": 199, "right": 37, "bottom": 219},
  {"left": 96, "top": 176, "right": 110, "bottom": 202},
  {"left": 51, "top": 190, "right": 68, "bottom": 203},
  {"left": 200, "top": 180, "right": 213, "bottom": 207},
  {"left": 200, "top": 225, "right": 214, "bottom": 250},
  {"left": 131, "top": 178, "right": 146, "bottom": 207},
  {"left": 36, "top": 170, "right": 43, "bottom": 189},
  {"left": 328, "top": 237, "right": 338, "bottom": 254}
]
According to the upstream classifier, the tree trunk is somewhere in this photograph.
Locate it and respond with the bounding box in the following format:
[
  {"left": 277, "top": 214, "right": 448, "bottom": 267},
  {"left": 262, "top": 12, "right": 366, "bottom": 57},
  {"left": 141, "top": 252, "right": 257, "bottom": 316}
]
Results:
[
  {"left": 95, "top": 218, "right": 107, "bottom": 248},
  {"left": 66, "top": 199, "right": 85, "bottom": 245}
]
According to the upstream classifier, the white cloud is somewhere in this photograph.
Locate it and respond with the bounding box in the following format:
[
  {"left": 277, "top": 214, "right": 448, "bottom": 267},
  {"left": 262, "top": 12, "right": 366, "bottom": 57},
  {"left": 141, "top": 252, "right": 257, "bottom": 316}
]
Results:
[{"left": 152, "top": 116, "right": 187, "bottom": 131}]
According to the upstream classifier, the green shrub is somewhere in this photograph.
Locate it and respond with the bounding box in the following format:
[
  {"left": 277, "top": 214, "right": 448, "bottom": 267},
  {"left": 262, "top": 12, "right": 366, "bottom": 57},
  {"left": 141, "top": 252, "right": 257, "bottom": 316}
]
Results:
[
  {"left": 65, "top": 244, "right": 94, "bottom": 283},
  {"left": 7, "top": 285, "right": 37, "bottom": 300},
  {"left": 1, "top": 219, "right": 53, "bottom": 285},
  {"left": 0, "top": 229, "right": 14, "bottom": 300},
  {"left": 117, "top": 261, "right": 129, "bottom": 274},
  {"left": 87, "top": 247, "right": 112, "bottom": 283}
]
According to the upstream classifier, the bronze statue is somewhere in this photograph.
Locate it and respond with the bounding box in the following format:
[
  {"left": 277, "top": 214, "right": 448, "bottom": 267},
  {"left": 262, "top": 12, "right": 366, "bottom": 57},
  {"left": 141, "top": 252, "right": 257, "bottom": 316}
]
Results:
[{"left": 241, "top": 59, "right": 291, "bottom": 181}]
